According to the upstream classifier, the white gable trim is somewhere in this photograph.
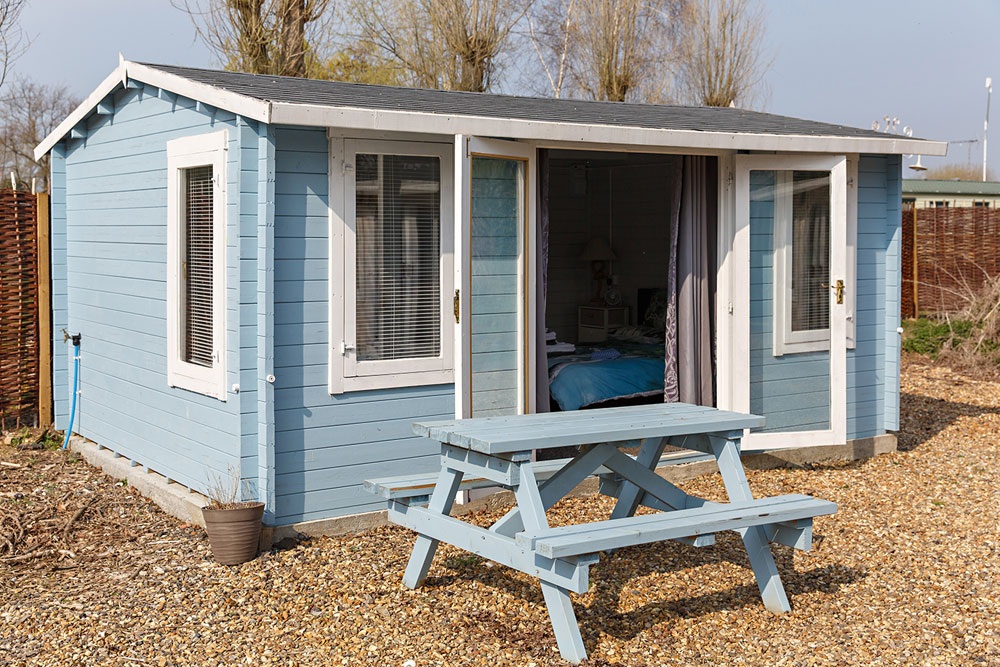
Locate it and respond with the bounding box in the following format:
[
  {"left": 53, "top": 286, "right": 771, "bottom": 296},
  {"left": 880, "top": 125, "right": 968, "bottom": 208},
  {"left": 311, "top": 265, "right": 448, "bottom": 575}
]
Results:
[
  {"left": 36, "top": 60, "right": 949, "bottom": 162},
  {"left": 33, "top": 60, "right": 270, "bottom": 161},
  {"left": 34, "top": 64, "right": 125, "bottom": 161}
]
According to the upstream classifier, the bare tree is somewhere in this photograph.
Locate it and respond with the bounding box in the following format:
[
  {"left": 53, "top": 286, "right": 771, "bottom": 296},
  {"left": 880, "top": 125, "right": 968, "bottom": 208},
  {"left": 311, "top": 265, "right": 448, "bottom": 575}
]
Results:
[
  {"left": 528, "top": 0, "right": 683, "bottom": 103},
  {"left": 0, "top": 0, "right": 27, "bottom": 92},
  {"left": 674, "top": 0, "right": 771, "bottom": 108},
  {"left": 173, "top": 0, "right": 335, "bottom": 77},
  {"left": 314, "top": 40, "right": 407, "bottom": 85},
  {"left": 348, "top": 0, "right": 530, "bottom": 92},
  {"left": 525, "top": 0, "right": 576, "bottom": 97},
  {"left": 0, "top": 77, "right": 80, "bottom": 191}
]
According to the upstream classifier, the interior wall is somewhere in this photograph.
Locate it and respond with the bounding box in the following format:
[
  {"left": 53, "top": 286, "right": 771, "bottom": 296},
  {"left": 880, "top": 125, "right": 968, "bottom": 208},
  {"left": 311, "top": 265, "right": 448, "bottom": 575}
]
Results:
[
  {"left": 545, "top": 155, "right": 676, "bottom": 342},
  {"left": 606, "top": 163, "right": 675, "bottom": 325},
  {"left": 545, "top": 164, "right": 591, "bottom": 341}
]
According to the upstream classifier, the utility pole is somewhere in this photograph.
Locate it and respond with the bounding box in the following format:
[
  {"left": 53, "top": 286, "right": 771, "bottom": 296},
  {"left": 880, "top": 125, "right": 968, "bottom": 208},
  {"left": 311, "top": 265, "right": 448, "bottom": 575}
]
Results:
[{"left": 985, "top": 77, "right": 992, "bottom": 182}]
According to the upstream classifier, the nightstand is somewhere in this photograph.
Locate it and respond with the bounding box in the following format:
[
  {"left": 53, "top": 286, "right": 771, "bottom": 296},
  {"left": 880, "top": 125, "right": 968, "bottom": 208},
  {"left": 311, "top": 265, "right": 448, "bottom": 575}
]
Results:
[{"left": 578, "top": 305, "right": 629, "bottom": 343}]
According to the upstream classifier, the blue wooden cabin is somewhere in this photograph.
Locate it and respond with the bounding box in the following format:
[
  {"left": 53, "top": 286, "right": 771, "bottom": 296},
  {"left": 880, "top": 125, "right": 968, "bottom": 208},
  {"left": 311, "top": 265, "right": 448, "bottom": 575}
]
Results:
[{"left": 35, "top": 61, "right": 946, "bottom": 530}]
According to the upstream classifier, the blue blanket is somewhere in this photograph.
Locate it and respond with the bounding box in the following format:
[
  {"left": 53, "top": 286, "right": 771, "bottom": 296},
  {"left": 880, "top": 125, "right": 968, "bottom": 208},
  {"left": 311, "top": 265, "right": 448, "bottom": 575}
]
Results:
[{"left": 548, "top": 355, "right": 665, "bottom": 411}]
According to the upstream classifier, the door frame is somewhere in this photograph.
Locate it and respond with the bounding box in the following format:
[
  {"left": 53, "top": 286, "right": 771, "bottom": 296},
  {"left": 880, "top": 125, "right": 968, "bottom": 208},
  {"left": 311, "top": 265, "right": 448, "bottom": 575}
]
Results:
[
  {"left": 454, "top": 135, "right": 537, "bottom": 419},
  {"left": 726, "top": 153, "right": 848, "bottom": 451}
]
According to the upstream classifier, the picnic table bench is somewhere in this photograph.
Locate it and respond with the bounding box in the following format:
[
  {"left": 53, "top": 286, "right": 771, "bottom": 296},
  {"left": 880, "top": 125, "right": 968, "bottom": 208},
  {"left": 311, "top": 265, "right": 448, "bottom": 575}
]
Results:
[{"left": 364, "top": 403, "right": 837, "bottom": 664}]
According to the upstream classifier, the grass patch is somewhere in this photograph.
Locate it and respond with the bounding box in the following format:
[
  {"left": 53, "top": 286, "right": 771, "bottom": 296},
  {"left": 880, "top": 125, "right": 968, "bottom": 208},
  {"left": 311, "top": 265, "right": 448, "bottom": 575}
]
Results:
[
  {"left": 903, "top": 318, "right": 975, "bottom": 358},
  {"left": 903, "top": 274, "right": 1000, "bottom": 376}
]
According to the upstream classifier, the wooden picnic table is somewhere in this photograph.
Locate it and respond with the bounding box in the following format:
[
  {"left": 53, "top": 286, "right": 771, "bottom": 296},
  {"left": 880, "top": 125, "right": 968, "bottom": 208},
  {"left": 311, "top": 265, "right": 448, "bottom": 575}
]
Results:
[{"left": 365, "top": 403, "right": 837, "bottom": 664}]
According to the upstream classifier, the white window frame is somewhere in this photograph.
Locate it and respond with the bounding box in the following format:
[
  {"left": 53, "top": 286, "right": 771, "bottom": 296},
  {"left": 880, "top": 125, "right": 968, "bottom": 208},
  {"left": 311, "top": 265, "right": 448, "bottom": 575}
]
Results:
[
  {"left": 772, "top": 170, "right": 830, "bottom": 356},
  {"left": 772, "top": 160, "right": 857, "bottom": 356},
  {"left": 166, "top": 129, "right": 228, "bottom": 400},
  {"left": 329, "top": 137, "right": 454, "bottom": 394}
]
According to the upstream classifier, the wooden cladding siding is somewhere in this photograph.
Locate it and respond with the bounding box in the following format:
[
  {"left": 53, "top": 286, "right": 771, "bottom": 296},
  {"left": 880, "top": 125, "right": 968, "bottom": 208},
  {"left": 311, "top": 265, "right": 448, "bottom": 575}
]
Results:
[
  {"left": 882, "top": 155, "right": 902, "bottom": 432},
  {"left": 849, "top": 155, "right": 893, "bottom": 439},
  {"left": 271, "top": 127, "right": 453, "bottom": 524},
  {"left": 56, "top": 87, "right": 254, "bottom": 494},
  {"left": 51, "top": 145, "right": 67, "bottom": 431},
  {"left": 748, "top": 169, "right": 832, "bottom": 433},
  {"left": 470, "top": 156, "right": 520, "bottom": 417}
]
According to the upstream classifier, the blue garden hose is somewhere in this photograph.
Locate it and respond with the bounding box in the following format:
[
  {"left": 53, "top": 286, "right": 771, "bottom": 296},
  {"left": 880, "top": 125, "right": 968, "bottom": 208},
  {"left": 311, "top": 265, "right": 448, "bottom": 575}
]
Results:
[{"left": 62, "top": 333, "right": 81, "bottom": 450}]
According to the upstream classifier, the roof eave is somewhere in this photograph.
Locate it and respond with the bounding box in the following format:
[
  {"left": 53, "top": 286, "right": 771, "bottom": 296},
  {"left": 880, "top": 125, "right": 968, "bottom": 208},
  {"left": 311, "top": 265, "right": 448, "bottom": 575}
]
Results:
[
  {"left": 35, "top": 60, "right": 949, "bottom": 161},
  {"left": 267, "top": 101, "right": 948, "bottom": 156}
]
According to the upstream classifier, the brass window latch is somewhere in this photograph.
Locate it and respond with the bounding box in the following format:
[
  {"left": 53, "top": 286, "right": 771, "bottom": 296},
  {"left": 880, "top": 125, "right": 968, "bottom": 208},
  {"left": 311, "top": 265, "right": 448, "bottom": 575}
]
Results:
[{"left": 454, "top": 289, "right": 460, "bottom": 323}]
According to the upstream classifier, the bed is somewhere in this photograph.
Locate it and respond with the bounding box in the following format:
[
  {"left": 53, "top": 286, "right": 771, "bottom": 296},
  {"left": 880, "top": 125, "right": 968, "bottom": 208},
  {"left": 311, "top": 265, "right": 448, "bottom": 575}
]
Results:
[{"left": 547, "top": 289, "right": 668, "bottom": 411}]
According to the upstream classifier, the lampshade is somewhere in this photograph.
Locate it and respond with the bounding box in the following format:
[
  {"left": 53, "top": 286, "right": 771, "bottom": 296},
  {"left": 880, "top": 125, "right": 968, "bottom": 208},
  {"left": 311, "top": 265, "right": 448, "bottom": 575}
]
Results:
[{"left": 579, "top": 236, "right": 617, "bottom": 261}]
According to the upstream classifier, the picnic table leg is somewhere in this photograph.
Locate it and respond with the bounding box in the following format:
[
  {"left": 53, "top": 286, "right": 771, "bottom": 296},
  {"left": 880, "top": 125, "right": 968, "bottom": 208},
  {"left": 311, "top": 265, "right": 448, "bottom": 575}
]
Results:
[
  {"left": 402, "top": 465, "right": 465, "bottom": 589},
  {"left": 709, "top": 435, "right": 791, "bottom": 613},
  {"left": 514, "top": 463, "right": 588, "bottom": 664},
  {"left": 490, "top": 444, "right": 616, "bottom": 537},
  {"left": 610, "top": 437, "right": 669, "bottom": 520}
]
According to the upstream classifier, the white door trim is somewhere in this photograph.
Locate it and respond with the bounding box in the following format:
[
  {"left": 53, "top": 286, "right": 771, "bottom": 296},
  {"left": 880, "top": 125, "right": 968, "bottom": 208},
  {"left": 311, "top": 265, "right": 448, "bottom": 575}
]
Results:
[
  {"left": 454, "top": 136, "right": 537, "bottom": 419},
  {"left": 731, "top": 154, "right": 848, "bottom": 451}
]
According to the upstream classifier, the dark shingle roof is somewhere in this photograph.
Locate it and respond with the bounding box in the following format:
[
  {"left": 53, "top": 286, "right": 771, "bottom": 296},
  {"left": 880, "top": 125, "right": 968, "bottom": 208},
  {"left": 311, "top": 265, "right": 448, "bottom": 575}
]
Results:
[{"left": 143, "top": 63, "right": 900, "bottom": 140}]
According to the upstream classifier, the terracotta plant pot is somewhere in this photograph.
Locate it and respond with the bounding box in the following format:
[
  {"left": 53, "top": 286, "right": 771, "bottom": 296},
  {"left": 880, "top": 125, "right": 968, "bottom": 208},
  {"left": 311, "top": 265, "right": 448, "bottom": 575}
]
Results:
[{"left": 202, "top": 502, "right": 265, "bottom": 565}]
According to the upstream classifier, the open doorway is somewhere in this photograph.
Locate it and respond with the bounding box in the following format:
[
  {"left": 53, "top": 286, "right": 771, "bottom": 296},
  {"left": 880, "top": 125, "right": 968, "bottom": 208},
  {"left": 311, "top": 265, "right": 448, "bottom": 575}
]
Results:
[{"left": 537, "top": 150, "right": 718, "bottom": 418}]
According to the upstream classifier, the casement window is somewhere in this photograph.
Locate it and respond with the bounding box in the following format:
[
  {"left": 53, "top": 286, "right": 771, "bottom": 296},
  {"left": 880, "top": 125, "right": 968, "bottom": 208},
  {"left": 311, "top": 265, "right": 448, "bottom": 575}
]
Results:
[
  {"left": 166, "top": 130, "right": 227, "bottom": 399},
  {"left": 772, "top": 170, "right": 833, "bottom": 356},
  {"left": 330, "top": 139, "right": 454, "bottom": 393}
]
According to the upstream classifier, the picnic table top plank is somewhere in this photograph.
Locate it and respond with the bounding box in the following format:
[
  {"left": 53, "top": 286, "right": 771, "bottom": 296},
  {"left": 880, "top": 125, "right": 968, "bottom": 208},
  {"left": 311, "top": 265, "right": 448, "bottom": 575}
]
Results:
[{"left": 414, "top": 403, "right": 764, "bottom": 453}]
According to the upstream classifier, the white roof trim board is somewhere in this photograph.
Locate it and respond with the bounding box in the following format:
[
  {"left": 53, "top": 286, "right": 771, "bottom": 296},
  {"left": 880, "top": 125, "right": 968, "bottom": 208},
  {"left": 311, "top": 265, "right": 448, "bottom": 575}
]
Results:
[{"left": 35, "top": 60, "right": 949, "bottom": 161}]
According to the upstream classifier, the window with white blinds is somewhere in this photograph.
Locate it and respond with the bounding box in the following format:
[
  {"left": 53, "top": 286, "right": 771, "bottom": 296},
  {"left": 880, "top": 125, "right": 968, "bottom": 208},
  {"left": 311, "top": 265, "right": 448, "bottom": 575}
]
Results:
[
  {"left": 166, "top": 130, "right": 227, "bottom": 400},
  {"left": 182, "top": 165, "right": 216, "bottom": 367},
  {"left": 772, "top": 168, "right": 833, "bottom": 356},
  {"left": 790, "top": 171, "right": 830, "bottom": 333},
  {"left": 334, "top": 139, "right": 454, "bottom": 393},
  {"left": 355, "top": 153, "right": 442, "bottom": 361}
]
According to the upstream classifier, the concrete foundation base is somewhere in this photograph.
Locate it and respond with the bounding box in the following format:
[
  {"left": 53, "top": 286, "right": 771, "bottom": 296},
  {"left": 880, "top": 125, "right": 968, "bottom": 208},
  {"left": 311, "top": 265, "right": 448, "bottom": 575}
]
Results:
[
  {"left": 67, "top": 432, "right": 896, "bottom": 550},
  {"left": 67, "top": 436, "right": 211, "bottom": 527}
]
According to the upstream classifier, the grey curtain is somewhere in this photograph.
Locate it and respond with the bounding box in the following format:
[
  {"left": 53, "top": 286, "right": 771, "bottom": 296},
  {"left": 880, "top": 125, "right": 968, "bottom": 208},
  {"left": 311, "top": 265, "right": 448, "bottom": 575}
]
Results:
[
  {"left": 665, "top": 156, "right": 715, "bottom": 406},
  {"left": 535, "top": 149, "right": 551, "bottom": 413},
  {"left": 663, "top": 164, "right": 684, "bottom": 403}
]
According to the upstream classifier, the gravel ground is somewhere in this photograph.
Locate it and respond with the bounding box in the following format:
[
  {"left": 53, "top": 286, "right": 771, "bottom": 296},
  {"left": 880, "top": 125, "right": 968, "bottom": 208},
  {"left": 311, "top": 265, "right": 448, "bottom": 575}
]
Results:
[{"left": 2, "top": 357, "right": 998, "bottom": 666}]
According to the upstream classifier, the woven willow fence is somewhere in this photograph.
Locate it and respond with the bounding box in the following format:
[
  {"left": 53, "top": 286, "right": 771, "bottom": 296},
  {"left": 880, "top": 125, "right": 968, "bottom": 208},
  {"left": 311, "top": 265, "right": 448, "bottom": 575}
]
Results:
[
  {"left": 0, "top": 190, "right": 39, "bottom": 428},
  {"left": 902, "top": 206, "right": 1000, "bottom": 317}
]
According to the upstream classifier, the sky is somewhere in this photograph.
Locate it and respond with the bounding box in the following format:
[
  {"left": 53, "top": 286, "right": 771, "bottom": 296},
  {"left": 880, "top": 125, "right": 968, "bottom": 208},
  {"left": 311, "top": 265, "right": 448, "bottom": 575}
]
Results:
[{"left": 11, "top": 0, "right": 1000, "bottom": 177}]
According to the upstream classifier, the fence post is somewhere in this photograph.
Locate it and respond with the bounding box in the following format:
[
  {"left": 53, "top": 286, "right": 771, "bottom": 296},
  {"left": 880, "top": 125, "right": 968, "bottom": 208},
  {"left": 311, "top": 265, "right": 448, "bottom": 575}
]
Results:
[
  {"left": 912, "top": 206, "right": 919, "bottom": 316},
  {"left": 37, "top": 192, "right": 52, "bottom": 427}
]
